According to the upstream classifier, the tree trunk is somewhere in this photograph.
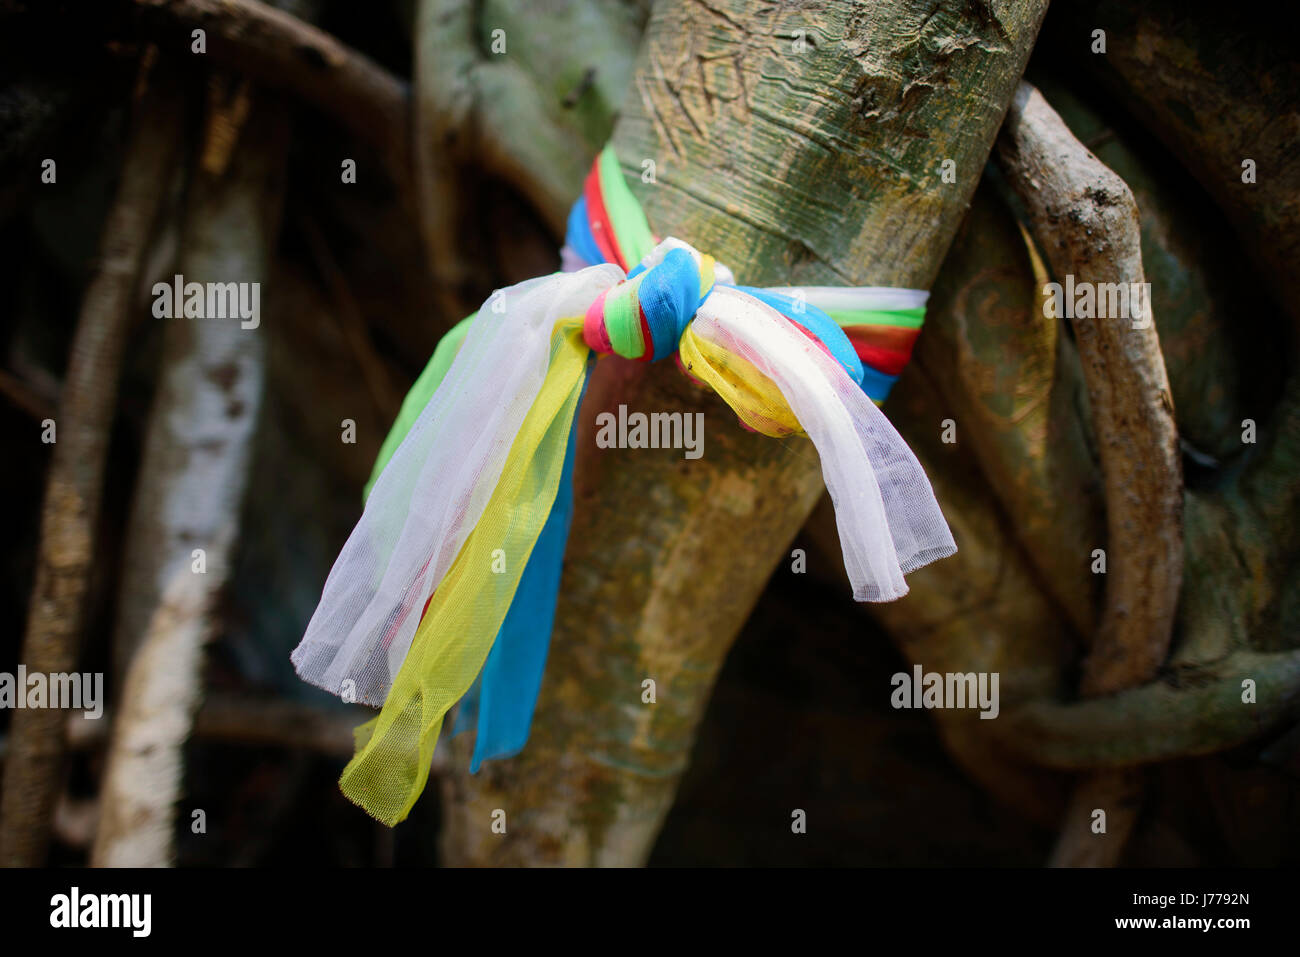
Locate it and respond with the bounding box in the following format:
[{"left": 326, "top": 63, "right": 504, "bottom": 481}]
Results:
[
  {"left": 440, "top": 0, "right": 1049, "bottom": 867},
  {"left": 92, "top": 90, "right": 287, "bottom": 866}
]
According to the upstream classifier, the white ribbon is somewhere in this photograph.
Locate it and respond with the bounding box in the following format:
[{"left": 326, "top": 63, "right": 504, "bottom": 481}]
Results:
[
  {"left": 692, "top": 284, "right": 955, "bottom": 601},
  {"left": 291, "top": 265, "right": 622, "bottom": 704}
]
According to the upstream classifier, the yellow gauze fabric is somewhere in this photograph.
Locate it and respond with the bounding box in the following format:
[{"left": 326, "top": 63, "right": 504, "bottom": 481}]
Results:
[
  {"left": 678, "top": 325, "right": 803, "bottom": 437},
  {"left": 339, "top": 319, "right": 589, "bottom": 825}
]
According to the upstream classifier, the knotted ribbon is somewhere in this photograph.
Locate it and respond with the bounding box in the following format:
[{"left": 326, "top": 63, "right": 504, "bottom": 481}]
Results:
[{"left": 292, "top": 146, "right": 956, "bottom": 825}]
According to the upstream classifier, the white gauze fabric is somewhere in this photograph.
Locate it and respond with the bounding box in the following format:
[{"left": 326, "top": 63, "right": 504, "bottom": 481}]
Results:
[
  {"left": 691, "top": 284, "right": 956, "bottom": 601},
  {"left": 291, "top": 264, "right": 623, "bottom": 704},
  {"left": 763, "top": 285, "right": 930, "bottom": 314}
]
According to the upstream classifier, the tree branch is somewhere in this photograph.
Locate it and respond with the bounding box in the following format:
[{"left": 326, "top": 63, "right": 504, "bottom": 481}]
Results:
[
  {"left": 128, "top": 0, "right": 409, "bottom": 171},
  {"left": 0, "top": 66, "right": 185, "bottom": 868},
  {"left": 2, "top": 695, "right": 367, "bottom": 760},
  {"left": 997, "top": 81, "right": 1184, "bottom": 696},
  {"left": 997, "top": 81, "right": 1184, "bottom": 867},
  {"left": 411, "top": 0, "right": 650, "bottom": 319},
  {"left": 1046, "top": 768, "right": 1143, "bottom": 868},
  {"left": 91, "top": 88, "right": 287, "bottom": 868},
  {"left": 0, "top": 368, "right": 57, "bottom": 421}
]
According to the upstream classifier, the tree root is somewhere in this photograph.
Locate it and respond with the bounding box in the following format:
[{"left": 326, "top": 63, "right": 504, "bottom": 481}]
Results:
[{"left": 997, "top": 81, "right": 1184, "bottom": 866}]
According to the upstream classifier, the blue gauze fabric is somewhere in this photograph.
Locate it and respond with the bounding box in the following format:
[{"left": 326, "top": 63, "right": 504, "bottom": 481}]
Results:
[{"left": 452, "top": 359, "right": 592, "bottom": 771}]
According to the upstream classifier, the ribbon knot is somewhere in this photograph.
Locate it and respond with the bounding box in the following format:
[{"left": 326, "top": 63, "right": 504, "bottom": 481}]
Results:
[
  {"left": 291, "top": 144, "right": 957, "bottom": 825},
  {"left": 582, "top": 240, "right": 726, "bottom": 362}
]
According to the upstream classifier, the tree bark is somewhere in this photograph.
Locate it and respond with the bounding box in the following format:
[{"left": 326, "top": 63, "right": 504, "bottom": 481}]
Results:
[
  {"left": 92, "top": 91, "right": 287, "bottom": 867},
  {"left": 996, "top": 81, "right": 1183, "bottom": 866},
  {"left": 996, "top": 81, "right": 1183, "bottom": 697},
  {"left": 440, "top": 0, "right": 1048, "bottom": 867},
  {"left": 412, "top": 0, "right": 648, "bottom": 318}
]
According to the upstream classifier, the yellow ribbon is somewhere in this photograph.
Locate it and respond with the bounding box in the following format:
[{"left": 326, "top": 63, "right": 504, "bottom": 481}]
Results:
[
  {"left": 340, "top": 319, "right": 589, "bottom": 825},
  {"left": 678, "top": 326, "right": 803, "bottom": 437}
]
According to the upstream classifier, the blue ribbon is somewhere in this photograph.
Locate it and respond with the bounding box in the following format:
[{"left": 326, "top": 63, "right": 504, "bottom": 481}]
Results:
[{"left": 453, "top": 361, "right": 592, "bottom": 771}]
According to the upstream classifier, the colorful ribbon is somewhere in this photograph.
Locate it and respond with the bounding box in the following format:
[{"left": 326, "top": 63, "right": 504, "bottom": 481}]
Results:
[{"left": 292, "top": 146, "right": 956, "bottom": 825}]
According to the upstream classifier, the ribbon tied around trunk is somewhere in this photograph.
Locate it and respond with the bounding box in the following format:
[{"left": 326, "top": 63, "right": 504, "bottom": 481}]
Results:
[{"left": 291, "top": 146, "right": 956, "bottom": 825}]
